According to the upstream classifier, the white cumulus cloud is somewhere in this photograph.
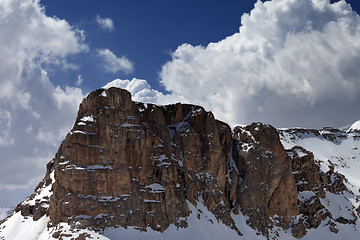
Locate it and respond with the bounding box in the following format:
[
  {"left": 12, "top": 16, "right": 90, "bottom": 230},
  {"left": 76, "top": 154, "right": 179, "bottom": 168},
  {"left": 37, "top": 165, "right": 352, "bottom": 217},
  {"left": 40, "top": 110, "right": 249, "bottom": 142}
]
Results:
[
  {"left": 96, "top": 14, "right": 115, "bottom": 31},
  {"left": 101, "top": 0, "right": 360, "bottom": 129},
  {"left": 0, "top": 110, "right": 14, "bottom": 146},
  {"left": 157, "top": 0, "right": 360, "bottom": 128},
  {"left": 97, "top": 48, "right": 134, "bottom": 74},
  {"left": 76, "top": 74, "right": 84, "bottom": 86},
  {"left": 103, "top": 78, "right": 183, "bottom": 104},
  {"left": 0, "top": 0, "right": 87, "bottom": 206}
]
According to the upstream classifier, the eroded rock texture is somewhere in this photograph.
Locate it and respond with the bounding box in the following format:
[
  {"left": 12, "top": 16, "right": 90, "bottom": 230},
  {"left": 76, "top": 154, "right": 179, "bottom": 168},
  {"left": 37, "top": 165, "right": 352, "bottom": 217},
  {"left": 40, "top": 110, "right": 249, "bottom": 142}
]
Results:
[
  {"left": 232, "top": 123, "right": 299, "bottom": 236},
  {"left": 13, "top": 88, "right": 360, "bottom": 239},
  {"left": 285, "top": 137, "right": 358, "bottom": 238},
  {"left": 48, "top": 88, "right": 239, "bottom": 232}
]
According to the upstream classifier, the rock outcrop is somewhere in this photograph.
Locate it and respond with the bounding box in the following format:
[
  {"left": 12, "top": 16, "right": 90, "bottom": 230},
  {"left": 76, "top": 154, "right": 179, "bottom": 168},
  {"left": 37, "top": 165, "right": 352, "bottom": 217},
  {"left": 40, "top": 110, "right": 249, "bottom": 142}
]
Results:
[
  {"left": 43, "top": 88, "right": 239, "bottom": 233},
  {"left": 7, "top": 88, "right": 360, "bottom": 239},
  {"left": 280, "top": 128, "right": 360, "bottom": 238},
  {"left": 233, "top": 124, "right": 299, "bottom": 236}
]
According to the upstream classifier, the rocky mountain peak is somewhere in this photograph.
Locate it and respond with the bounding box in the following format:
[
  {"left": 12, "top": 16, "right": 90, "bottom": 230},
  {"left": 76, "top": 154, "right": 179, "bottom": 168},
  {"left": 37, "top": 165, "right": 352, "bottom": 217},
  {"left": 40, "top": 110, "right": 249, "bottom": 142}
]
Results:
[{"left": 1, "top": 87, "right": 360, "bottom": 240}]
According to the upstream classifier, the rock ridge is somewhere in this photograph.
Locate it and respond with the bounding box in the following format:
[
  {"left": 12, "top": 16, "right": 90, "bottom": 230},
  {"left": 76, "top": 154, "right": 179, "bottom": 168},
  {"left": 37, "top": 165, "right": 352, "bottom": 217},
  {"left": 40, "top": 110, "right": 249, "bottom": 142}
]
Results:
[{"left": 9, "top": 87, "right": 360, "bottom": 239}]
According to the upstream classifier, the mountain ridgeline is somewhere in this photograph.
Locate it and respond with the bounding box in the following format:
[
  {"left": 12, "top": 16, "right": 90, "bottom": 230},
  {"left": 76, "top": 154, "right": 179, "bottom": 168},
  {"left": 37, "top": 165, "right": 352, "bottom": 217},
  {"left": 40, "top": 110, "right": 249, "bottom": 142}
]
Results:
[{"left": 1, "top": 87, "right": 360, "bottom": 239}]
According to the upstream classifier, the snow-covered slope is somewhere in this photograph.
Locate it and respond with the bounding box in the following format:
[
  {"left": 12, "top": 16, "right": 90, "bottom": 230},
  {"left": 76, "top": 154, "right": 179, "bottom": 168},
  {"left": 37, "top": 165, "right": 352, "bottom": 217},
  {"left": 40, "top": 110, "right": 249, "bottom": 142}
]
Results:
[
  {"left": 0, "top": 211, "right": 106, "bottom": 240},
  {"left": 279, "top": 127, "right": 360, "bottom": 238},
  {"left": 0, "top": 195, "right": 267, "bottom": 240},
  {"left": 280, "top": 128, "right": 360, "bottom": 194},
  {"left": 1, "top": 197, "right": 359, "bottom": 240}
]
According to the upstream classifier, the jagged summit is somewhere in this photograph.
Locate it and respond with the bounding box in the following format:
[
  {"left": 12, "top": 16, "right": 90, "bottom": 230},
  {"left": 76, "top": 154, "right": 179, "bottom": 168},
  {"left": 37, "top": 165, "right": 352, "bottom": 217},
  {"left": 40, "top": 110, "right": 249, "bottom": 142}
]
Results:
[{"left": 1, "top": 87, "right": 360, "bottom": 240}]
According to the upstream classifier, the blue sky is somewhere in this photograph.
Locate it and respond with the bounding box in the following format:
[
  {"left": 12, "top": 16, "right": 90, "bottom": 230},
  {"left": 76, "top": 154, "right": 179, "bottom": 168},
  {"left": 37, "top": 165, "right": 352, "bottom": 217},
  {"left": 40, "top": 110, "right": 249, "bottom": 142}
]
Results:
[
  {"left": 40, "top": 0, "right": 360, "bottom": 94},
  {"left": 41, "top": 0, "right": 260, "bottom": 92},
  {"left": 1, "top": 0, "right": 360, "bottom": 208}
]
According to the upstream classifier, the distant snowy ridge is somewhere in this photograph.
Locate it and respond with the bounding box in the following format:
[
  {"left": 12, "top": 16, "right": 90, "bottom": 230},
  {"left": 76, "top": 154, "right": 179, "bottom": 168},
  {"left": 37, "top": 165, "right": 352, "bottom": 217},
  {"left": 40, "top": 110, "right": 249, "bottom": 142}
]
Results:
[{"left": 347, "top": 120, "right": 360, "bottom": 133}]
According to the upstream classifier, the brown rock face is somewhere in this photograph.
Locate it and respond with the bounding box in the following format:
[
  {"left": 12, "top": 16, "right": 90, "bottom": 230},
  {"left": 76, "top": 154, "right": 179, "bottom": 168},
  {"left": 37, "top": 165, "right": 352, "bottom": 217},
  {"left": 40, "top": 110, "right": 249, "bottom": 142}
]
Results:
[
  {"left": 48, "top": 88, "right": 240, "bottom": 232},
  {"left": 13, "top": 87, "right": 358, "bottom": 239},
  {"left": 44, "top": 88, "right": 300, "bottom": 235},
  {"left": 232, "top": 123, "right": 299, "bottom": 236}
]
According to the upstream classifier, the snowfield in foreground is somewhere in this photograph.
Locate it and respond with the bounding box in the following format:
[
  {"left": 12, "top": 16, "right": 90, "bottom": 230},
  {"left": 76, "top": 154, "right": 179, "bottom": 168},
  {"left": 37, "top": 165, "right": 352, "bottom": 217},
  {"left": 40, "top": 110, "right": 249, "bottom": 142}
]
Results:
[{"left": 1, "top": 198, "right": 359, "bottom": 240}]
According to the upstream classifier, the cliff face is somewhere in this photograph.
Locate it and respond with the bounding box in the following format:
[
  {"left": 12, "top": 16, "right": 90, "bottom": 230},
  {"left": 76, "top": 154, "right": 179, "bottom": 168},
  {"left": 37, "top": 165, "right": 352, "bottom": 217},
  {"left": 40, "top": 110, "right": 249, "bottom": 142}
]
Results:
[
  {"left": 233, "top": 124, "right": 299, "bottom": 234},
  {"left": 48, "top": 87, "right": 299, "bottom": 236},
  {"left": 49, "top": 87, "right": 235, "bottom": 232},
  {"left": 4, "top": 87, "right": 360, "bottom": 239}
]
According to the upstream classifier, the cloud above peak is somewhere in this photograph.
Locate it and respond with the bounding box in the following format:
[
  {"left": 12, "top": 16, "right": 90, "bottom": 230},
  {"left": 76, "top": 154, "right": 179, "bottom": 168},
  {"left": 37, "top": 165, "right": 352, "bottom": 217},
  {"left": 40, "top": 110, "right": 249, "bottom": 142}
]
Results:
[
  {"left": 96, "top": 15, "right": 115, "bottom": 31},
  {"left": 98, "top": 0, "right": 360, "bottom": 129},
  {"left": 157, "top": 0, "right": 360, "bottom": 128},
  {"left": 103, "top": 78, "right": 183, "bottom": 104},
  {"left": 97, "top": 48, "right": 134, "bottom": 74}
]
